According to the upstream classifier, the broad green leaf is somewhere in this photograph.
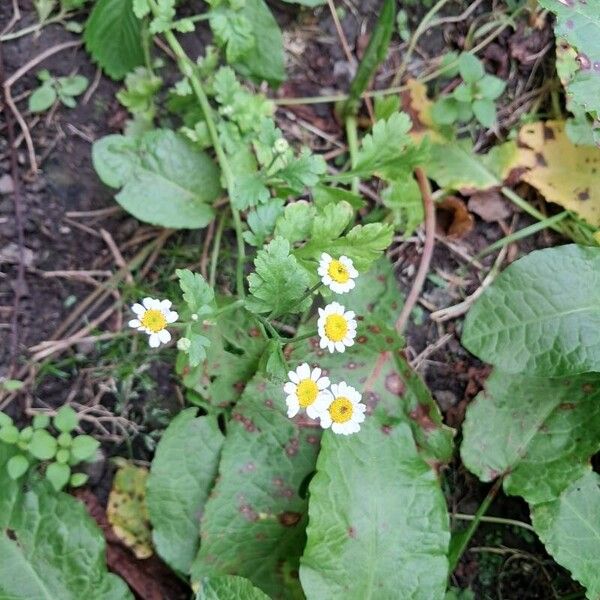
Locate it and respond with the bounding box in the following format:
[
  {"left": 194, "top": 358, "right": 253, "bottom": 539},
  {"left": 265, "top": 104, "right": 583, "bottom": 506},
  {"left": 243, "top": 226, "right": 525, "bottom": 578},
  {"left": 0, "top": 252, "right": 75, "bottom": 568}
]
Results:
[
  {"left": 426, "top": 140, "right": 519, "bottom": 191},
  {"left": 0, "top": 447, "right": 131, "bottom": 599},
  {"left": 343, "top": 0, "right": 395, "bottom": 116},
  {"left": 232, "top": 0, "right": 286, "bottom": 86},
  {"left": 191, "top": 376, "right": 322, "bottom": 598},
  {"left": 532, "top": 471, "right": 600, "bottom": 599},
  {"left": 246, "top": 237, "right": 311, "bottom": 316},
  {"left": 461, "top": 370, "right": 600, "bottom": 504},
  {"left": 58, "top": 75, "right": 88, "bottom": 96},
  {"left": 92, "top": 130, "right": 221, "bottom": 229},
  {"left": 300, "top": 421, "right": 450, "bottom": 600},
  {"left": 472, "top": 99, "right": 496, "bottom": 128},
  {"left": 147, "top": 410, "right": 224, "bottom": 574},
  {"left": 84, "top": 0, "right": 144, "bottom": 80},
  {"left": 462, "top": 244, "right": 600, "bottom": 376},
  {"left": 196, "top": 575, "right": 270, "bottom": 599}
]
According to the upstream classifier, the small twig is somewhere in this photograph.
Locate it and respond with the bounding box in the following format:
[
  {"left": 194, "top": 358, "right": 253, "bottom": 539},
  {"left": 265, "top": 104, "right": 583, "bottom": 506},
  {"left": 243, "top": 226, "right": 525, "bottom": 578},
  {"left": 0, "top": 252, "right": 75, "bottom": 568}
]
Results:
[
  {"left": 0, "top": 44, "right": 26, "bottom": 378},
  {"left": 100, "top": 228, "right": 133, "bottom": 284},
  {"left": 430, "top": 245, "right": 508, "bottom": 322},
  {"left": 395, "top": 168, "right": 436, "bottom": 334},
  {"left": 327, "top": 0, "right": 355, "bottom": 67},
  {"left": 82, "top": 66, "right": 101, "bottom": 105},
  {"left": 200, "top": 219, "right": 216, "bottom": 279},
  {"left": 0, "top": 0, "right": 21, "bottom": 37}
]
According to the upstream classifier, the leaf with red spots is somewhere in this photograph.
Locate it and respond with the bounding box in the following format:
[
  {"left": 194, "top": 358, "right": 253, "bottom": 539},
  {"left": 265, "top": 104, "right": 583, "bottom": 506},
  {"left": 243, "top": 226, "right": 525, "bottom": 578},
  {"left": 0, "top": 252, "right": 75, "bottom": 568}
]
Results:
[
  {"left": 294, "top": 259, "right": 455, "bottom": 465},
  {"left": 191, "top": 376, "right": 321, "bottom": 599},
  {"left": 300, "top": 421, "right": 450, "bottom": 599},
  {"left": 461, "top": 369, "right": 600, "bottom": 505},
  {"left": 539, "top": 0, "right": 600, "bottom": 144}
]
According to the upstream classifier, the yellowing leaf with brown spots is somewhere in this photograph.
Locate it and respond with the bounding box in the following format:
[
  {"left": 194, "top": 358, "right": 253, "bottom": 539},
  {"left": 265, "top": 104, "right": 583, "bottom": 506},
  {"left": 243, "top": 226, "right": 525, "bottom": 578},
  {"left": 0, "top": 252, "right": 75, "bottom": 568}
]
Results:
[
  {"left": 518, "top": 120, "right": 600, "bottom": 226},
  {"left": 107, "top": 459, "right": 153, "bottom": 559}
]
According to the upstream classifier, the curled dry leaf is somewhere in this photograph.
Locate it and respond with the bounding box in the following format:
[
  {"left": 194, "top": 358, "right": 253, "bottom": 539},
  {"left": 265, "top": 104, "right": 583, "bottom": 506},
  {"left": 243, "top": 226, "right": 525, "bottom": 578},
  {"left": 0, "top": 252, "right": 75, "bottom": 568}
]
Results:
[{"left": 436, "top": 196, "right": 474, "bottom": 239}]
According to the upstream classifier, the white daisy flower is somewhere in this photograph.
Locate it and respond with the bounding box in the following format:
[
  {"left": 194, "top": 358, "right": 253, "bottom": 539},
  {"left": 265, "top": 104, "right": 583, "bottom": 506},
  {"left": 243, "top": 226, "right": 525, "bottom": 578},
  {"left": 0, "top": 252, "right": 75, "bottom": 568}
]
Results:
[
  {"left": 317, "top": 302, "right": 357, "bottom": 353},
  {"left": 317, "top": 381, "right": 366, "bottom": 435},
  {"left": 128, "top": 297, "right": 178, "bottom": 348},
  {"left": 318, "top": 253, "right": 358, "bottom": 294},
  {"left": 283, "top": 363, "right": 332, "bottom": 419}
]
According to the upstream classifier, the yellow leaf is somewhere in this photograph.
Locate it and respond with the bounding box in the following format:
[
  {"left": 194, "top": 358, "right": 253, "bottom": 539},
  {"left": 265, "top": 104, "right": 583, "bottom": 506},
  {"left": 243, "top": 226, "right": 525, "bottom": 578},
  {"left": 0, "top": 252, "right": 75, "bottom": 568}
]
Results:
[
  {"left": 107, "top": 459, "right": 153, "bottom": 559},
  {"left": 518, "top": 121, "right": 600, "bottom": 226}
]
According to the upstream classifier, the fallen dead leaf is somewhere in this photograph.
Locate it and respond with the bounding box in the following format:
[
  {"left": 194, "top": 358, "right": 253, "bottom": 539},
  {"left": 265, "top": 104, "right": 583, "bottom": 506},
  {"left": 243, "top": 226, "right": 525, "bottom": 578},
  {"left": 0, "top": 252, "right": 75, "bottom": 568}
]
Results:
[
  {"left": 107, "top": 459, "right": 153, "bottom": 560},
  {"left": 467, "top": 190, "right": 513, "bottom": 222},
  {"left": 436, "top": 196, "right": 474, "bottom": 239},
  {"left": 517, "top": 120, "right": 600, "bottom": 227}
]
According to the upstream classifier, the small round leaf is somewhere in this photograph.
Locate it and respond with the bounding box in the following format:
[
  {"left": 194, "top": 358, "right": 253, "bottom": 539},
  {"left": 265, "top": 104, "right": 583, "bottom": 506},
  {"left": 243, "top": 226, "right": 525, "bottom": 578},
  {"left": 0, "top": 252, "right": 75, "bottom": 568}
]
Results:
[
  {"left": 58, "top": 432, "right": 73, "bottom": 448},
  {"left": 7, "top": 454, "right": 29, "bottom": 480},
  {"left": 56, "top": 449, "right": 70, "bottom": 464},
  {"left": 33, "top": 414, "right": 50, "bottom": 430},
  {"left": 70, "top": 472, "right": 89, "bottom": 488},
  {"left": 28, "top": 429, "right": 58, "bottom": 460},
  {"left": 46, "top": 462, "right": 71, "bottom": 491},
  {"left": 54, "top": 405, "right": 78, "bottom": 433},
  {"left": 28, "top": 83, "right": 57, "bottom": 113},
  {"left": 71, "top": 435, "right": 100, "bottom": 462},
  {"left": 0, "top": 424, "right": 19, "bottom": 445}
]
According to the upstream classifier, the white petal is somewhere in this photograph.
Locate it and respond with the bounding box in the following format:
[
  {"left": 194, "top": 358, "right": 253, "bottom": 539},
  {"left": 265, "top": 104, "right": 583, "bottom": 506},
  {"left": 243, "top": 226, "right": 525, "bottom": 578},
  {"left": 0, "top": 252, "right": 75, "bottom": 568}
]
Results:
[
  {"left": 142, "top": 297, "right": 155, "bottom": 309},
  {"left": 166, "top": 310, "right": 178, "bottom": 323},
  {"left": 328, "top": 341, "right": 336, "bottom": 353},
  {"left": 160, "top": 299, "right": 172, "bottom": 310},
  {"left": 306, "top": 404, "right": 321, "bottom": 419},
  {"left": 311, "top": 367, "right": 321, "bottom": 380},
  {"left": 319, "top": 411, "right": 332, "bottom": 429},
  {"left": 289, "top": 370, "right": 300, "bottom": 384},
  {"left": 318, "top": 307, "right": 325, "bottom": 318},
  {"left": 335, "top": 341, "right": 346, "bottom": 352},
  {"left": 345, "top": 311, "right": 355, "bottom": 320},
  {"left": 298, "top": 363, "right": 310, "bottom": 379},
  {"left": 286, "top": 397, "right": 299, "bottom": 418},
  {"left": 148, "top": 333, "right": 161, "bottom": 348},
  {"left": 319, "top": 338, "right": 328, "bottom": 350},
  {"left": 331, "top": 422, "right": 345, "bottom": 435},
  {"left": 284, "top": 382, "right": 297, "bottom": 394},
  {"left": 132, "top": 303, "right": 145, "bottom": 315},
  {"left": 355, "top": 411, "right": 366, "bottom": 424},
  {"left": 158, "top": 329, "right": 171, "bottom": 344},
  {"left": 321, "top": 252, "right": 332, "bottom": 263},
  {"left": 317, "top": 377, "right": 330, "bottom": 389},
  {"left": 129, "top": 319, "right": 141, "bottom": 328},
  {"left": 330, "top": 384, "right": 340, "bottom": 396}
]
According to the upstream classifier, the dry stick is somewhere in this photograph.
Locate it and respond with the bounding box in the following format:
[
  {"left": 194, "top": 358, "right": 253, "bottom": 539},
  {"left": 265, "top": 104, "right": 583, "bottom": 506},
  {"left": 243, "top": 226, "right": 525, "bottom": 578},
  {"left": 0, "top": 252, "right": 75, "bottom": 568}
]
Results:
[
  {"left": 394, "top": 168, "right": 436, "bottom": 334},
  {"left": 0, "top": 44, "right": 26, "bottom": 379},
  {"left": 100, "top": 228, "right": 133, "bottom": 284},
  {"left": 4, "top": 40, "right": 81, "bottom": 173},
  {"left": 1, "top": 0, "right": 21, "bottom": 37},
  {"left": 200, "top": 219, "right": 216, "bottom": 279}
]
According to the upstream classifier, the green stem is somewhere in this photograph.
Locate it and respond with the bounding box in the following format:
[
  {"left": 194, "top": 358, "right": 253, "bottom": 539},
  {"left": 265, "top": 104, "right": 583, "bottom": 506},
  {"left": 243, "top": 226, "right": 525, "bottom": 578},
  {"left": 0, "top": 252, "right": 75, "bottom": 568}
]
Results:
[
  {"left": 448, "top": 479, "right": 502, "bottom": 572},
  {"left": 214, "top": 299, "right": 245, "bottom": 318},
  {"left": 255, "top": 314, "right": 280, "bottom": 340},
  {"left": 345, "top": 115, "right": 360, "bottom": 194},
  {"left": 150, "top": 3, "right": 246, "bottom": 297},
  {"left": 209, "top": 211, "right": 226, "bottom": 288},
  {"left": 452, "top": 513, "right": 535, "bottom": 533},
  {"left": 475, "top": 212, "right": 568, "bottom": 260},
  {"left": 283, "top": 331, "right": 317, "bottom": 345},
  {"left": 501, "top": 187, "right": 565, "bottom": 235}
]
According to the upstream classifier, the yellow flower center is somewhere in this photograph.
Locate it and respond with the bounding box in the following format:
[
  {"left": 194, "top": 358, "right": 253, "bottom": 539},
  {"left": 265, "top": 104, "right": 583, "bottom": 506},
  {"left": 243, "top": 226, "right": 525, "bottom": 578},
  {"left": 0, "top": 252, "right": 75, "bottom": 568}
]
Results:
[
  {"left": 324, "top": 314, "right": 348, "bottom": 342},
  {"left": 296, "top": 379, "right": 319, "bottom": 408},
  {"left": 327, "top": 259, "right": 350, "bottom": 283},
  {"left": 329, "top": 396, "right": 353, "bottom": 423},
  {"left": 141, "top": 309, "right": 167, "bottom": 333}
]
